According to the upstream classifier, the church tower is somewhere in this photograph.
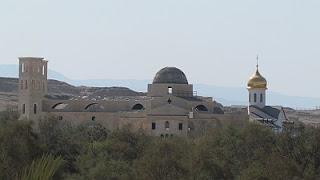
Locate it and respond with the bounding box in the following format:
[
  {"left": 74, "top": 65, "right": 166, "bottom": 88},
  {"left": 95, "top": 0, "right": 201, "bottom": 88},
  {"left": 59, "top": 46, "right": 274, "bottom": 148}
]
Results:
[
  {"left": 18, "top": 57, "right": 48, "bottom": 121},
  {"left": 247, "top": 59, "right": 267, "bottom": 109}
]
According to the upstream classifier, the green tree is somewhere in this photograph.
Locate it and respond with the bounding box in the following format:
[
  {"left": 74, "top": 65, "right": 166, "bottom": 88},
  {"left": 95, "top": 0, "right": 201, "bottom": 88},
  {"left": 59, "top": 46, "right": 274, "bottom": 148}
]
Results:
[
  {"left": 0, "top": 113, "right": 40, "bottom": 180},
  {"left": 135, "top": 137, "right": 191, "bottom": 180},
  {"left": 70, "top": 128, "right": 149, "bottom": 180}
]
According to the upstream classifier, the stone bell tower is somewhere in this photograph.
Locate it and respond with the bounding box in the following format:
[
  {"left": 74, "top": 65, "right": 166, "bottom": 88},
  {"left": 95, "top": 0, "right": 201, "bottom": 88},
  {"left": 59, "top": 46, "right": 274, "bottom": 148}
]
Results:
[{"left": 18, "top": 57, "right": 48, "bottom": 121}]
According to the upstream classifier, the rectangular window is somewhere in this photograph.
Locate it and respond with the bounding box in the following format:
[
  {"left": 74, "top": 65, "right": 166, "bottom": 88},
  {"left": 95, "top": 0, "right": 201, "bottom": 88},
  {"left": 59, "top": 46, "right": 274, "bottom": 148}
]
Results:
[
  {"left": 58, "top": 116, "right": 63, "bottom": 120},
  {"left": 33, "top": 104, "right": 37, "bottom": 114},
  {"left": 20, "top": 80, "right": 23, "bottom": 90},
  {"left": 22, "top": 104, "right": 26, "bottom": 114},
  {"left": 152, "top": 122, "right": 156, "bottom": 130},
  {"left": 168, "top": 87, "right": 172, "bottom": 94},
  {"left": 25, "top": 80, "right": 28, "bottom": 89},
  {"left": 179, "top": 123, "right": 183, "bottom": 130}
]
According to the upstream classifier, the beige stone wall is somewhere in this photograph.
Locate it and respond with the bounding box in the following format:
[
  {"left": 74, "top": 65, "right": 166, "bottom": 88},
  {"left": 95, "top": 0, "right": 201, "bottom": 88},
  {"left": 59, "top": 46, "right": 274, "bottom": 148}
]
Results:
[
  {"left": 148, "top": 83, "right": 193, "bottom": 97},
  {"left": 46, "top": 110, "right": 248, "bottom": 137},
  {"left": 146, "top": 116, "right": 188, "bottom": 136},
  {"left": 147, "top": 96, "right": 214, "bottom": 114},
  {"left": 48, "top": 111, "right": 147, "bottom": 130}
]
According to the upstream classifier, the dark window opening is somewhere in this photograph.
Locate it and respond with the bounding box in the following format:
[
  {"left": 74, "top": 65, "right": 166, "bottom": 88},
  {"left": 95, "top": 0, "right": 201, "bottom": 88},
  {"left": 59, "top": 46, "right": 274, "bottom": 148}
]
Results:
[
  {"left": 165, "top": 134, "right": 169, "bottom": 137},
  {"left": 132, "top": 104, "right": 144, "bottom": 110},
  {"left": 161, "top": 134, "right": 164, "bottom": 138},
  {"left": 165, "top": 121, "right": 170, "bottom": 130},
  {"left": 92, "top": 116, "right": 96, "bottom": 121},
  {"left": 179, "top": 123, "right": 183, "bottom": 130},
  {"left": 33, "top": 104, "right": 37, "bottom": 114},
  {"left": 58, "top": 116, "right": 63, "bottom": 121},
  {"left": 195, "top": 105, "right": 208, "bottom": 112},
  {"left": 152, "top": 122, "right": 156, "bottom": 130},
  {"left": 254, "top": 93, "right": 257, "bottom": 103},
  {"left": 249, "top": 93, "right": 251, "bottom": 102},
  {"left": 22, "top": 104, "right": 26, "bottom": 114},
  {"left": 260, "top": 93, "right": 263, "bottom": 103}
]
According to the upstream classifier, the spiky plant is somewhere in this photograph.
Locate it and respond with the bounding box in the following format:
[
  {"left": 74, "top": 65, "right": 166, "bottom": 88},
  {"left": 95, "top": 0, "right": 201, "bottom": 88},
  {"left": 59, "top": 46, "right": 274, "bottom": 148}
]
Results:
[{"left": 19, "top": 154, "right": 65, "bottom": 180}]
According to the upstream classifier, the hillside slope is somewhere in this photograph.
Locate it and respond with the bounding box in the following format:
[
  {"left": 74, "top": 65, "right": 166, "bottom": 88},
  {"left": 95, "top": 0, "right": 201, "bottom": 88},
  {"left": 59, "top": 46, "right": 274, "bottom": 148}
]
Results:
[{"left": 0, "top": 77, "right": 145, "bottom": 111}]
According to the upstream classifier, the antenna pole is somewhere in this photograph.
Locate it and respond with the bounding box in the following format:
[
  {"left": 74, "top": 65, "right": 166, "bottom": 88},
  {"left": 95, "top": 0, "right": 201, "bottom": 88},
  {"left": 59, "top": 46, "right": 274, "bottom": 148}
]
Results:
[{"left": 256, "top": 55, "right": 259, "bottom": 69}]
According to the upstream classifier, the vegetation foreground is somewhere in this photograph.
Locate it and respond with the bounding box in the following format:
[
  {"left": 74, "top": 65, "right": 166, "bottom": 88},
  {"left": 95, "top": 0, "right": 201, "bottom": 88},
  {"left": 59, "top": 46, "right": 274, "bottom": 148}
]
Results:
[{"left": 0, "top": 110, "right": 320, "bottom": 180}]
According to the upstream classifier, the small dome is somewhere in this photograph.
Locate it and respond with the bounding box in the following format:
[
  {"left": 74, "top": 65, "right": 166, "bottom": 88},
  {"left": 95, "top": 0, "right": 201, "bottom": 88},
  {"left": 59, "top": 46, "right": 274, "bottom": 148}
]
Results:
[
  {"left": 153, "top": 67, "right": 188, "bottom": 84},
  {"left": 247, "top": 68, "right": 267, "bottom": 89}
]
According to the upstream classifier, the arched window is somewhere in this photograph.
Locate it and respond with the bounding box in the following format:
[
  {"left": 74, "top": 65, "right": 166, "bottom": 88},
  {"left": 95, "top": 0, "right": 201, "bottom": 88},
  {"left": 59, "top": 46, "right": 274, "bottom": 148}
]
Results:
[
  {"left": 254, "top": 93, "right": 257, "bottom": 103},
  {"left": 165, "top": 121, "right": 170, "bottom": 130},
  {"left": 132, "top": 104, "right": 144, "bottom": 110},
  {"left": 52, "top": 103, "right": 68, "bottom": 110},
  {"left": 195, "top": 105, "right": 208, "bottom": 112},
  {"left": 33, "top": 104, "right": 37, "bottom": 114},
  {"left": 85, "top": 103, "right": 98, "bottom": 110}
]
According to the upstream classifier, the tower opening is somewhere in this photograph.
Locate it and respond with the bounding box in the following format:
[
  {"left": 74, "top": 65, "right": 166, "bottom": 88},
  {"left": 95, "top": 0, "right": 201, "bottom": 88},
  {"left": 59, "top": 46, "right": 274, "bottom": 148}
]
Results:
[
  {"left": 165, "top": 121, "right": 170, "bottom": 130},
  {"left": 195, "top": 105, "right": 208, "bottom": 112},
  {"left": 33, "top": 104, "right": 37, "bottom": 114},
  {"left": 132, "top": 104, "right": 144, "bottom": 110}
]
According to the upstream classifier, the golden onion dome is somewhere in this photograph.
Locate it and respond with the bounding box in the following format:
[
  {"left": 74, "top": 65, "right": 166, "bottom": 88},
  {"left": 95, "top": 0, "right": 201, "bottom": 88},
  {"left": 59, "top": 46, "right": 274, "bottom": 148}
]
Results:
[{"left": 247, "top": 68, "right": 267, "bottom": 89}]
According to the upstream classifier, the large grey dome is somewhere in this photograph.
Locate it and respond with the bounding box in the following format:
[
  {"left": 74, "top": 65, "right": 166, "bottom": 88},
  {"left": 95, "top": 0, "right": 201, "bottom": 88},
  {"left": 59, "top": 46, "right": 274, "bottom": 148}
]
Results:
[{"left": 153, "top": 67, "right": 188, "bottom": 84}]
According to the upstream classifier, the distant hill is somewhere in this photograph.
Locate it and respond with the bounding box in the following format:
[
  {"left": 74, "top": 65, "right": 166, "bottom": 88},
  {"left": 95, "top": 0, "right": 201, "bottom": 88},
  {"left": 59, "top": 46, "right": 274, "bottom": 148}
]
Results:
[
  {"left": 0, "top": 77, "right": 146, "bottom": 111},
  {"left": 0, "top": 77, "right": 145, "bottom": 97},
  {"left": 0, "top": 64, "right": 319, "bottom": 108}
]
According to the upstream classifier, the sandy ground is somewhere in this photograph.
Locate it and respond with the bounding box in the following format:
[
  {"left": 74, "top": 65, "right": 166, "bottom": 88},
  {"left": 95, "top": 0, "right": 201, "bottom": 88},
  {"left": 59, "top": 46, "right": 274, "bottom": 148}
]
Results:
[{"left": 285, "top": 109, "right": 320, "bottom": 127}]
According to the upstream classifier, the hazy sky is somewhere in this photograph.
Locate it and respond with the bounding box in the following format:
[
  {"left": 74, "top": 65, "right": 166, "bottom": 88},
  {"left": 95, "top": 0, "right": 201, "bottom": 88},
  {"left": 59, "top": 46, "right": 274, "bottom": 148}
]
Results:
[{"left": 1, "top": 0, "right": 319, "bottom": 98}]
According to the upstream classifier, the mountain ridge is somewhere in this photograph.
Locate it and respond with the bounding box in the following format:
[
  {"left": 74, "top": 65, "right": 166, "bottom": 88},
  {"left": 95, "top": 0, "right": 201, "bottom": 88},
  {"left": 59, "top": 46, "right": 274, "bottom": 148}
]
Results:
[{"left": 0, "top": 64, "right": 319, "bottom": 108}]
